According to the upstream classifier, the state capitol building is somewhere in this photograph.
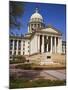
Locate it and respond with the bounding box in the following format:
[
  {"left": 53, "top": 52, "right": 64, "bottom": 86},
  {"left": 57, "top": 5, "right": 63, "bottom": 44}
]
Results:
[{"left": 9, "top": 8, "right": 66, "bottom": 64}]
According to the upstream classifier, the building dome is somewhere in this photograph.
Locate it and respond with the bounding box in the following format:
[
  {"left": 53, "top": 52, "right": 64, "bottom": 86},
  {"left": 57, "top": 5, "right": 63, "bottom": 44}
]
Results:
[
  {"left": 30, "top": 11, "right": 43, "bottom": 20},
  {"left": 28, "top": 8, "right": 45, "bottom": 33},
  {"left": 30, "top": 8, "right": 43, "bottom": 23}
]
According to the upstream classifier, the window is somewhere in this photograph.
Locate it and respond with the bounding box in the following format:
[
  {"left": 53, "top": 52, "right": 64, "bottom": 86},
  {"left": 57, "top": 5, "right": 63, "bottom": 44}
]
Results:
[
  {"left": 28, "top": 50, "right": 29, "bottom": 52},
  {"left": 31, "top": 24, "right": 33, "bottom": 26},
  {"left": 18, "top": 40, "right": 21, "bottom": 50},
  {"left": 28, "top": 42, "right": 30, "bottom": 44},
  {"left": 14, "top": 51, "right": 16, "bottom": 55},
  {"left": 14, "top": 40, "right": 17, "bottom": 50},
  {"left": 23, "top": 48, "right": 25, "bottom": 50},
  {"left": 18, "top": 46, "right": 21, "bottom": 50},
  {"left": 10, "top": 40, "right": 13, "bottom": 43},
  {"left": 23, "top": 43, "right": 25, "bottom": 46},
  {"left": 10, "top": 51, "right": 12, "bottom": 55},
  {"left": 14, "top": 46, "right": 17, "bottom": 50},
  {"left": 10, "top": 40, "right": 13, "bottom": 46},
  {"left": 34, "top": 24, "right": 36, "bottom": 27},
  {"left": 19, "top": 40, "right": 21, "bottom": 45},
  {"left": 28, "top": 46, "right": 29, "bottom": 48},
  {"left": 15, "top": 40, "right": 17, "bottom": 44},
  {"left": 38, "top": 18, "right": 39, "bottom": 21},
  {"left": 18, "top": 51, "right": 21, "bottom": 55},
  {"left": 23, "top": 40, "right": 25, "bottom": 43},
  {"left": 10, "top": 46, "right": 12, "bottom": 50},
  {"left": 47, "top": 56, "right": 51, "bottom": 59},
  {"left": 23, "top": 40, "right": 25, "bottom": 46},
  {"left": 19, "top": 40, "right": 21, "bottom": 43},
  {"left": 10, "top": 56, "right": 12, "bottom": 59},
  {"left": 23, "top": 52, "right": 25, "bottom": 55},
  {"left": 38, "top": 24, "right": 40, "bottom": 28}
]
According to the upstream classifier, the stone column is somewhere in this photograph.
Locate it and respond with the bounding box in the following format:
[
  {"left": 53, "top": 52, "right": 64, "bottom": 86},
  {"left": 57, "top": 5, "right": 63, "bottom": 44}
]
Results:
[
  {"left": 57, "top": 37, "right": 59, "bottom": 53},
  {"left": 50, "top": 36, "right": 53, "bottom": 53},
  {"left": 41, "top": 35, "right": 44, "bottom": 53},
  {"left": 58, "top": 37, "right": 62, "bottom": 53},
  {"left": 21, "top": 40, "right": 23, "bottom": 55},
  {"left": 28, "top": 25, "right": 30, "bottom": 33},
  {"left": 55, "top": 37, "right": 57, "bottom": 53},
  {"left": 37, "top": 24, "right": 38, "bottom": 29},
  {"left": 46, "top": 36, "right": 48, "bottom": 52},
  {"left": 30, "top": 24, "right": 31, "bottom": 32},
  {"left": 56, "top": 37, "right": 58, "bottom": 53},
  {"left": 37, "top": 35, "right": 40, "bottom": 53},
  {"left": 16, "top": 40, "right": 18, "bottom": 55},
  {"left": 12, "top": 40, "right": 14, "bottom": 55},
  {"left": 40, "top": 23, "right": 41, "bottom": 28},
  {"left": 60, "top": 37, "right": 62, "bottom": 53}
]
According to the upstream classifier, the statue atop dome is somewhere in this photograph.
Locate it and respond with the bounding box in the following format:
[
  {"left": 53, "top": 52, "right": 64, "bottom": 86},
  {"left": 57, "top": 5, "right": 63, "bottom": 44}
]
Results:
[
  {"left": 30, "top": 8, "right": 43, "bottom": 21},
  {"left": 35, "top": 8, "right": 38, "bottom": 13}
]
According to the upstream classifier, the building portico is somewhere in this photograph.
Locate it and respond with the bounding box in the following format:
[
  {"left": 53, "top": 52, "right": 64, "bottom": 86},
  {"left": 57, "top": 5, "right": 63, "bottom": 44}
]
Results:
[{"left": 37, "top": 33, "right": 62, "bottom": 54}]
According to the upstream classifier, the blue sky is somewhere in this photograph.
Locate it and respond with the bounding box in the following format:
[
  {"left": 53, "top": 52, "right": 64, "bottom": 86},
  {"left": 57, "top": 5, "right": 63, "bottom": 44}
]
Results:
[{"left": 11, "top": 2, "right": 66, "bottom": 40}]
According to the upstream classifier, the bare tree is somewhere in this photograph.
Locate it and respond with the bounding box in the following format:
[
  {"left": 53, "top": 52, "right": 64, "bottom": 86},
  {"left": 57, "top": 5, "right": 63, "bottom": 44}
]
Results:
[{"left": 9, "top": 1, "right": 24, "bottom": 30}]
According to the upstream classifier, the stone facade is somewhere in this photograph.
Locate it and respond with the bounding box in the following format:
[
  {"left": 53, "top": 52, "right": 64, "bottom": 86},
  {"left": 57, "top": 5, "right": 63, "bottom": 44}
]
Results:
[{"left": 9, "top": 8, "right": 66, "bottom": 61}]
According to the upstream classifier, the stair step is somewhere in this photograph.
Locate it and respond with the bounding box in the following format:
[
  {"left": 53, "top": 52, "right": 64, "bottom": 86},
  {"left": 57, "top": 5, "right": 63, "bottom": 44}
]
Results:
[{"left": 27, "top": 53, "right": 65, "bottom": 65}]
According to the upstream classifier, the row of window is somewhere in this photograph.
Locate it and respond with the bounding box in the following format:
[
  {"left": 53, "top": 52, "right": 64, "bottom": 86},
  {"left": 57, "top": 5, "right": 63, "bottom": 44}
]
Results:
[
  {"left": 10, "top": 51, "right": 21, "bottom": 55},
  {"left": 31, "top": 23, "right": 41, "bottom": 27},
  {"left": 10, "top": 50, "right": 30, "bottom": 55},
  {"left": 10, "top": 40, "right": 30, "bottom": 50},
  {"left": 10, "top": 45, "right": 30, "bottom": 50},
  {"left": 30, "top": 24, "right": 42, "bottom": 29},
  {"left": 31, "top": 18, "right": 43, "bottom": 22},
  {"left": 10, "top": 40, "right": 30, "bottom": 46}
]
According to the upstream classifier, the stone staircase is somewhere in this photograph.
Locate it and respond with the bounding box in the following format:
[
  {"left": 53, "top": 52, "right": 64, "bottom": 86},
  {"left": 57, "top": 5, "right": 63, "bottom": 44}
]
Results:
[
  {"left": 52, "top": 53, "right": 66, "bottom": 65},
  {"left": 26, "top": 53, "right": 66, "bottom": 65},
  {"left": 27, "top": 53, "right": 45, "bottom": 64}
]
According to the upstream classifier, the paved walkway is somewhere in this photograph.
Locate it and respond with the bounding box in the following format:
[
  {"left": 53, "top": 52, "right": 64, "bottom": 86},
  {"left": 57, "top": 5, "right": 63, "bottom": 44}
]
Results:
[
  {"left": 41, "top": 70, "right": 66, "bottom": 80},
  {"left": 10, "top": 69, "right": 66, "bottom": 80}
]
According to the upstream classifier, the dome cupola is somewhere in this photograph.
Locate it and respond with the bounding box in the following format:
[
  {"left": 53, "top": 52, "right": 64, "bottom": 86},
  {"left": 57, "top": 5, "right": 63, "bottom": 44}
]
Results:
[
  {"left": 30, "top": 8, "right": 43, "bottom": 23},
  {"left": 28, "top": 8, "right": 45, "bottom": 33}
]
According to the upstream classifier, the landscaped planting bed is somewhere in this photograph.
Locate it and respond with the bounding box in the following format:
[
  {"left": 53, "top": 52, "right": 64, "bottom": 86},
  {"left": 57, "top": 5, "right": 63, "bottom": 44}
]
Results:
[{"left": 15, "top": 63, "right": 65, "bottom": 70}]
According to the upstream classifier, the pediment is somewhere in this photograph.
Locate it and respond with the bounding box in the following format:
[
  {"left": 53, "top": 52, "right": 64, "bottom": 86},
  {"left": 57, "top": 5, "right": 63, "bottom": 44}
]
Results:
[{"left": 41, "top": 27, "right": 61, "bottom": 34}]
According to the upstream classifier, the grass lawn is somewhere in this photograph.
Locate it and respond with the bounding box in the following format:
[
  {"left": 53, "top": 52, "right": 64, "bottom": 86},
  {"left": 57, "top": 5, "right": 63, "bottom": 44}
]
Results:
[
  {"left": 10, "top": 78, "right": 66, "bottom": 89},
  {"left": 10, "top": 62, "right": 66, "bottom": 89}
]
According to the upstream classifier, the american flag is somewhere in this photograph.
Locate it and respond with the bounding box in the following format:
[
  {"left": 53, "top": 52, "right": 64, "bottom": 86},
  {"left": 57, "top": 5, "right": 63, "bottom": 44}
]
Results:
[{"left": 32, "top": 27, "right": 36, "bottom": 32}]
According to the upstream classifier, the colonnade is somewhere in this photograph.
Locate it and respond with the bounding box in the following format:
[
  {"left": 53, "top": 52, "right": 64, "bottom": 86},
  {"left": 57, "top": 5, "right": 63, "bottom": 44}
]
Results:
[{"left": 37, "top": 35, "right": 62, "bottom": 54}]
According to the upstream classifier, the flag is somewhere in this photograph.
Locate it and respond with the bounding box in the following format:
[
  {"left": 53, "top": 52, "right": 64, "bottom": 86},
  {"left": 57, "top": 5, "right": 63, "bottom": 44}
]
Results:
[{"left": 32, "top": 27, "right": 36, "bottom": 32}]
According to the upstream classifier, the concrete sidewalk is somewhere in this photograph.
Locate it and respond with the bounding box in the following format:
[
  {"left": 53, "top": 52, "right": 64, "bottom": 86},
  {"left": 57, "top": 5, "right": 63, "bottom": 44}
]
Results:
[{"left": 10, "top": 69, "right": 66, "bottom": 80}]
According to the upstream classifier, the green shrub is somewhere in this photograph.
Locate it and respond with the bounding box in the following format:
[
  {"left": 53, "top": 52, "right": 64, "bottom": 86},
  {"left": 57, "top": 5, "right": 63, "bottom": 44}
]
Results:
[
  {"left": 32, "top": 67, "right": 43, "bottom": 70},
  {"left": 10, "top": 55, "right": 26, "bottom": 64},
  {"left": 15, "top": 64, "right": 32, "bottom": 69}
]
